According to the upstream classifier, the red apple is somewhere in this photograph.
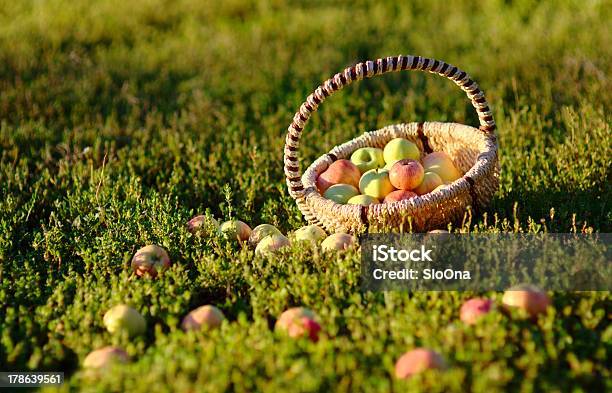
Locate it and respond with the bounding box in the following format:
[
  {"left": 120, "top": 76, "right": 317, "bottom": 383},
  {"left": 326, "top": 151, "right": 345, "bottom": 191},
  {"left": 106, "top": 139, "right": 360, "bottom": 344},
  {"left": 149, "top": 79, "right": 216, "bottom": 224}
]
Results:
[
  {"left": 502, "top": 284, "right": 551, "bottom": 318},
  {"left": 181, "top": 305, "right": 225, "bottom": 331},
  {"left": 460, "top": 298, "right": 493, "bottom": 325},
  {"left": 187, "top": 215, "right": 219, "bottom": 233},
  {"left": 83, "top": 346, "right": 129, "bottom": 369},
  {"left": 395, "top": 348, "right": 446, "bottom": 379},
  {"left": 389, "top": 159, "right": 424, "bottom": 190},
  {"left": 316, "top": 159, "right": 361, "bottom": 193},
  {"left": 275, "top": 307, "right": 321, "bottom": 342},
  {"left": 383, "top": 190, "right": 417, "bottom": 203},
  {"left": 131, "top": 245, "right": 171, "bottom": 278}
]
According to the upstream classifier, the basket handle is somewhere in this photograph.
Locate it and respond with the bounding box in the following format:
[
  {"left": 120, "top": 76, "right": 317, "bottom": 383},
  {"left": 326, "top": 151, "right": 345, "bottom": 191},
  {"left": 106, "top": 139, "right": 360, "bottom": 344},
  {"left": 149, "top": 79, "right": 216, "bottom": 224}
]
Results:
[{"left": 284, "top": 55, "right": 496, "bottom": 198}]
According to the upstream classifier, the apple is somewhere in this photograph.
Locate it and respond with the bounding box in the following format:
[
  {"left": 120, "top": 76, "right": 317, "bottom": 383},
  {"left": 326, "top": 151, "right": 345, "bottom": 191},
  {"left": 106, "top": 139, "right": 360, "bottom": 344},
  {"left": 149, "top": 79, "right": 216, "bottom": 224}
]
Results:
[
  {"left": 384, "top": 160, "right": 398, "bottom": 170},
  {"left": 275, "top": 307, "right": 321, "bottom": 342},
  {"left": 255, "top": 233, "right": 290, "bottom": 256},
  {"left": 294, "top": 225, "right": 327, "bottom": 243},
  {"left": 502, "top": 284, "right": 551, "bottom": 318},
  {"left": 427, "top": 229, "right": 449, "bottom": 233},
  {"left": 181, "top": 305, "right": 225, "bottom": 331},
  {"left": 422, "top": 151, "right": 461, "bottom": 183},
  {"left": 347, "top": 194, "right": 379, "bottom": 205},
  {"left": 414, "top": 171, "right": 444, "bottom": 195},
  {"left": 395, "top": 348, "right": 446, "bottom": 379},
  {"left": 389, "top": 159, "right": 424, "bottom": 190},
  {"left": 359, "top": 168, "right": 395, "bottom": 199},
  {"left": 350, "top": 147, "right": 385, "bottom": 173},
  {"left": 321, "top": 233, "right": 355, "bottom": 252},
  {"left": 383, "top": 190, "right": 417, "bottom": 204},
  {"left": 248, "top": 224, "right": 282, "bottom": 247},
  {"left": 83, "top": 346, "right": 129, "bottom": 369},
  {"left": 103, "top": 305, "right": 146, "bottom": 337},
  {"left": 187, "top": 215, "right": 219, "bottom": 234},
  {"left": 383, "top": 138, "right": 420, "bottom": 165},
  {"left": 316, "top": 159, "right": 361, "bottom": 193},
  {"left": 323, "top": 184, "right": 360, "bottom": 204},
  {"left": 131, "top": 245, "right": 171, "bottom": 278},
  {"left": 219, "top": 220, "right": 252, "bottom": 242},
  {"left": 460, "top": 298, "right": 494, "bottom": 325}
]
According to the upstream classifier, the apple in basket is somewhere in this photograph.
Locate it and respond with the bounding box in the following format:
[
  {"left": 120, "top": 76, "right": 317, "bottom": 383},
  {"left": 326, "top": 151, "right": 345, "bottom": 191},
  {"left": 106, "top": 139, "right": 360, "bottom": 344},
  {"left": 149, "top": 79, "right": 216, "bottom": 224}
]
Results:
[
  {"left": 422, "top": 151, "right": 461, "bottom": 183},
  {"left": 350, "top": 147, "right": 385, "bottom": 173},
  {"left": 359, "top": 169, "right": 395, "bottom": 200},
  {"left": 383, "top": 190, "right": 417, "bottom": 203},
  {"left": 323, "top": 184, "right": 360, "bottom": 204},
  {"left": 347, "top": 194, "right": 379, "bottom": 205},
  {"left": 414, "top": 172, "right": 444, "bottom": 195},
  {"left": 383, "top": 138, "right": 420, "bottom": 165},
  {"left": 316, "top": 159, "right": 361, "bottom": 193},
  {"left": 389, "top": 159, "right": 424, "bottom": 190}
]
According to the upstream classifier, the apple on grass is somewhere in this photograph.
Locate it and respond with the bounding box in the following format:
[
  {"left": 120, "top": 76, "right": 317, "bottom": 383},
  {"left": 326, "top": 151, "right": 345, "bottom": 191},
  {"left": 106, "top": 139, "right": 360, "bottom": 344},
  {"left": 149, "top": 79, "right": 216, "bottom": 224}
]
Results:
[
  {"left": 255, "top": 233, "right": 290, "bottom": 256},
  {"left": 220, "top": 220, "right": 252, "bottom": 242},
  {"left": 187, "top": 215, "right": 219, "bottom": 233},
  {"left": 383, "top": 190, "right": 417, "bottom": 203},
  {"left": 181, "top": 305, "right": 225, "bottom": 331},
  {"left": 321, "top": 233, "right": 355, "bottom": 252},
  {"left": 460, "top": 298, "right": 494, "bottom": 325},
  {"left": 83, "top": 347, "right": 129, "bottom": 369},
  {"left": 422, "top": 151, "right": 461, "bottom": 183},
  {"left": 248, "top": 224, "right": 282, "bottom": 247},
  {"left": 347, "top": 194, "right": 379, "bottom": 205},
  {"left": 275, "top": 307, "right": 321, "bottom": 342},
  {"left": 350, "top": 147, "right": 385, "bottom": 173},
  {"left": 395, "top": 348, "right": 446, "bottom": 379},
  {"left": 502, "top": 284, "right": 551, "bottom": 318},
  {"left": 389, "top": 159, "right": 424, "bottom": 190},
  {"left": 414, "top": 171, "right": 444, "bottom": 195},
  {"left": 383, "top": 138, "right": 420, "bottom": 165},
  {"left": 316, "top": 159, "right": 361, "bottom": 193},
  {"left": 323, "top": 184, "right": 360, "bottom": 204},
  {"left": 131, "top": 245, "right": 171, "bottom": 278},
  {"left": 294, "top": 225, "right": 326, "bottom": 243},
  {"left": 103, "top": 305, "right": 146, "bottom": 337},
  {"left": 359, "top": 169, "right": 395, "bottom": 200}
]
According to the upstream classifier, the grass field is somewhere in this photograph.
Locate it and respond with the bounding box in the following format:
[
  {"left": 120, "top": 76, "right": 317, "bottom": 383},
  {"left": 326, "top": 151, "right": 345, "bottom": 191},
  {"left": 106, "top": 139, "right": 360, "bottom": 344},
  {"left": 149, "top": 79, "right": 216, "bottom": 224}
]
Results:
[{"left": 0, "top": 0, "right": 610, "bottom": 391}]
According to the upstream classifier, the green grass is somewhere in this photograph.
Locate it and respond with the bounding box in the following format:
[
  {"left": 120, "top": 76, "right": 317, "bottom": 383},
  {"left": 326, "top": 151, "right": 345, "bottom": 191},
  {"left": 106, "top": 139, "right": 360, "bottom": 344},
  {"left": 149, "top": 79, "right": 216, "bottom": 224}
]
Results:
[{"left": 0, "top": 0, "right": 610, "bottom": 391}]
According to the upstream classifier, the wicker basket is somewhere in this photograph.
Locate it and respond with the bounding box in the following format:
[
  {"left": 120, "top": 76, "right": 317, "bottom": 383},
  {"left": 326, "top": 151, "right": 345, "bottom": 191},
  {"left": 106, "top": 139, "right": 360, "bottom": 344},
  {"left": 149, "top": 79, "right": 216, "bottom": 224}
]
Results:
[{"left": 283, "top": 55, "right": 499, "bottom": 234}]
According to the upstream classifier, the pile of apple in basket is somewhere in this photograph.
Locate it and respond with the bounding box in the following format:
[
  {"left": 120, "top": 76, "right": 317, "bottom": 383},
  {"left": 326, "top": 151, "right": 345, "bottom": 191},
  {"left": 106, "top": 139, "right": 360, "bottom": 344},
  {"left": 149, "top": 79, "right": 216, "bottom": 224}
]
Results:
[{"left": 317, "top": 138, "right": 461, "bottom": 205}]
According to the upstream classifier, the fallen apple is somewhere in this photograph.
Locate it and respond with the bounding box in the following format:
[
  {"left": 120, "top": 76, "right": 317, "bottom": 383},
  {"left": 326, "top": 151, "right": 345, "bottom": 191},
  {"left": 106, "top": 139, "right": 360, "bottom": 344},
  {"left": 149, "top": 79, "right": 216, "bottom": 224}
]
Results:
[
  {"left": 181, "top": 305, "right": 225, "bottom": 331},
  {"left": 131, "top": 245, "right": 171, "bottom": 278},
  {"left": 383, "top": 138, "right": 420, "bottom": 165},
  {"left": 422, "top": 151, "right": 461, "bottom": 183},
  {"left": 359, "top": 168, "right": 395, "bottom": 199},
  {"left": 294, "top": 225, "right": 327, "bottom": 243},
  {"left": 347, "top": 194, "right": 379, "bottom": 205},
  {"left": 323, "top": 184, "right": 360, "bottom": 204},
  {"left": 389, "top": 159, "right": 424, "bottom": 190},
  {"left": 414, "top": 171, "right": 444, "bottom": 195},
  {"left": 219, "top": 220, "right": 252, "bottom": 242},
  {"left": 255, "top": 233, "right": 290, "bottom": 256},
  {"left": 502, "top": 284, "right": 551, "bottom": 318},
  {"left": 248, "top": 224, "right": 282, "bottom": 247},
  {"left": 321, "top": 233, "right": 355, "bottom": 252},
  {"left": 460, "top": 298, "right": 494, "bottom": 325},
  {"left": 103, "top": 305, "right": 146, "bottom": 337},
  {"left": 383, "top": 190, "right": 417, "bottom": 204},
  {"left": 350, "top": 147, "right": 385, "bottom": 173},
  {"left": 187, "top": 215, "right": 219, "bottom": 234},
  {"left": 316, "top": 159, "right": 361, "bottom": 193},
  {"left": 83, "top": 346, "right": 129, "bottom": 369},
  {"left": 275, "top": 307, "right": 321, "bottom": 342},
  {"left": 395, "top": 348, "right": 446, "bottom": 379}
]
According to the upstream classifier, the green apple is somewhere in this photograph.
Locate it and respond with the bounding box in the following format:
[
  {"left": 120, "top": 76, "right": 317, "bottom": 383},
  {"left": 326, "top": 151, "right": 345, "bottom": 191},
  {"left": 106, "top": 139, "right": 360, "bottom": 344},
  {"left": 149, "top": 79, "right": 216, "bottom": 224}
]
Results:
[
  {"left": 321, "top": 233, "right": 356, "bottom": 252},
  {"left": 255, "top": 233, "right": 290, "bottom": 256},
  {"left": 219, "top": 220, "right": 252, "bottom": 242},
  {"left": 323, "top": 184, "right": 360, "bottom": 204},
  {"left": 383, "top": 138, "right": 420, "bottom": 165},
  {"left": 294, "top": 225, "right": 326, "bottom": 243},
  {"left": 350, "top": 147, "right": 385, "bottom": 172},
  {"left": 414, "top": 171, "right": 444, "bottom": 195},
  {"left": 347, "top": 194, "right": 379, "bottom": 205},
  {"left": 181, "top": 305, "right": 225, "bottom": 331},
  {"left": 83, "top": 346, "right": 129, "bottom": 369},
  {"left": 422, "top": 151, "right": 461, "bottom": 183},
  {"left": 103, "top": 305, "right": 146, "bottom": 337},
  {"left": 248, "top": 224, "right": 282, "bottom": 247},
  {"left": 359, "top": 168, "right": 395, "bottom": 199}
]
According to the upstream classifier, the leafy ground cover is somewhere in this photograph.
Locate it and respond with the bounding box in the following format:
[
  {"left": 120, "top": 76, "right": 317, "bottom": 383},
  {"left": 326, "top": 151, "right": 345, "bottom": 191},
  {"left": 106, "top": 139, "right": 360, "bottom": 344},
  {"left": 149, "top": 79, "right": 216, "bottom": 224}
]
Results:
[{"left": 0, "top": 0, "right": 610, "bottom": 391}]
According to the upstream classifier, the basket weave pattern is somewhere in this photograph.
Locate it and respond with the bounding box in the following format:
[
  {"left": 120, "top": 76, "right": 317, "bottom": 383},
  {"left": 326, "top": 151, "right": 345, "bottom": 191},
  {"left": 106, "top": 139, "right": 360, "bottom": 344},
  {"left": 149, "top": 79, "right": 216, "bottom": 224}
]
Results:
[{"left": 283, "top": 55, "right": 499, "bottom": 233}]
